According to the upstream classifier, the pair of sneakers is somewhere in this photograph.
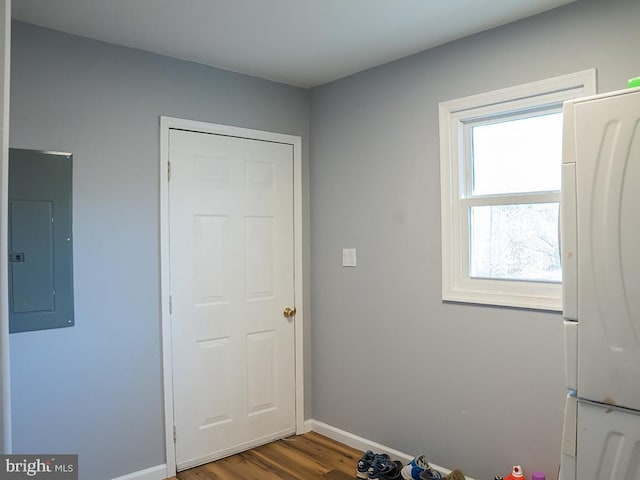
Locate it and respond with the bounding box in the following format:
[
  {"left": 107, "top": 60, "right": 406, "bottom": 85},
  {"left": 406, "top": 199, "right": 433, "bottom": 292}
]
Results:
[
  {"left": 401, "top": 454, "right": 443, "bottom": 480},
  {"left": 357, "top": 451, "right": 404, "bottom": 480}
]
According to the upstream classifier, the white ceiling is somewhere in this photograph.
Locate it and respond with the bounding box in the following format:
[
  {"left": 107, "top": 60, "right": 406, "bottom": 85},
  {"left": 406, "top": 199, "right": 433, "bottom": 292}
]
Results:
[{"left": 12, "top": 0, "right": 576, "bottom": 88}]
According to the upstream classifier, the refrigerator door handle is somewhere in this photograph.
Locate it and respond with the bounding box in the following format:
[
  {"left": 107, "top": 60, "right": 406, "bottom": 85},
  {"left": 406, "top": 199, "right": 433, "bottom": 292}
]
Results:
[
  {"left": 564, "top": 320, "right": 578, "bottom": 390},
  {"left": 561, "top": 162, "right": 578, "bottom": 320},
  {"left": 558, "top": 201, "right": 563, "bottom": 271},
  {"left": 558, "top": 392, "right": 578, "bottom": 480}
]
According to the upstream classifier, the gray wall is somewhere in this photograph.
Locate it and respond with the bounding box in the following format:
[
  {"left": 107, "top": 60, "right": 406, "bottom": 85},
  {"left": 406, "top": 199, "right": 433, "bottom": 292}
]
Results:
[
  {"left": 309, "top": 0, "right": 640, "bottom": 478},
  {"left": 9, "top": 22, "right": 310, "bottom": 479}
]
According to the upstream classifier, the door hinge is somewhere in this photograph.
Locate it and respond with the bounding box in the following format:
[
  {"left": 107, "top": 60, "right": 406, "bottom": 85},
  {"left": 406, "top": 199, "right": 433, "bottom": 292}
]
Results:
[
  {"left": 169, "top": 295, "right": 173, "bottom": 314},
  {"left": 167, "top": 161, "right": 172, "bottom": 181},
  {"left": 173, "top": 425, "right": 176, "bottom": 443}
]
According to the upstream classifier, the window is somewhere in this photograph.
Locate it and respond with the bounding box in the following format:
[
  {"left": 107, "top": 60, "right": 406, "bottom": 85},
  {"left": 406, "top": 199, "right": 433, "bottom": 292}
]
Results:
[{"left": 439, "top": 70, "right": 596, "bottom": 310}]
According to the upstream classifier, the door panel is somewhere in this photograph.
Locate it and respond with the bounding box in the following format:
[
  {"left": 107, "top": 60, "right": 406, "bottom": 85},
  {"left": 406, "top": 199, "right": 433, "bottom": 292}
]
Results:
[
  {"left": 246, "top": 329, "right": 276, "bottom": 414},
  {"left": 574, "top": 90, "right": 640, "bottom": 412},
  {"left": 169, "top": 129, "right": 295, "bottom": 470}
]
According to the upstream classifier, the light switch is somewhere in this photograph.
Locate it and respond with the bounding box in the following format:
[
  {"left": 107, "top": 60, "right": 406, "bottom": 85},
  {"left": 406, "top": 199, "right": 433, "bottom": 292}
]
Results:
[{"left": 342, "top": 248, "right": 357, "bottom": 267}]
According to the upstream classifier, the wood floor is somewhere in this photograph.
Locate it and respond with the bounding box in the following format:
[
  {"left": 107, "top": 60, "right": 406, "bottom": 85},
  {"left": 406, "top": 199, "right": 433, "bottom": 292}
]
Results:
[{"left": 170, "top": 432, "right": 361, "bottom": 480}]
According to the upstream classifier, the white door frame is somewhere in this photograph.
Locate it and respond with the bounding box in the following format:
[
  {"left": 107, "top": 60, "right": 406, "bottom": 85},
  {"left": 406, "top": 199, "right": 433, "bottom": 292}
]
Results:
[
  {"left": 0, "top": 0, "right": 11, "bottom": 454},
  {"left": 159, "top": 116, "right": 304, "bottom": 477}
]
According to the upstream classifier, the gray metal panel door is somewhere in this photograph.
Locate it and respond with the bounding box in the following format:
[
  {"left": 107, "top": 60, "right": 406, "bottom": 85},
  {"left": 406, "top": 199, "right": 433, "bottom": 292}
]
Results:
[{"left": 8, "top": 149, "right": 74, "bottom": 333}]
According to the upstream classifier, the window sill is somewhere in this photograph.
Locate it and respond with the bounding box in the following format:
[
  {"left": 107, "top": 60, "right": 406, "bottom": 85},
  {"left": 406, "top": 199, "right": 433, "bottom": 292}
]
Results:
[{"left": 443, "top": 284, "right": 562, "bottom": 312}]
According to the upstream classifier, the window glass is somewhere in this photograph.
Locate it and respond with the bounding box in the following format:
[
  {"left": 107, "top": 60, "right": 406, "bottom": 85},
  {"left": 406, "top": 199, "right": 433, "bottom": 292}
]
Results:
[
  {"left": 471, "top": 112, "right": 563, "bottom": 196},
  {"left": 469, "top": 203, "right": 561, "bottom": 282}
]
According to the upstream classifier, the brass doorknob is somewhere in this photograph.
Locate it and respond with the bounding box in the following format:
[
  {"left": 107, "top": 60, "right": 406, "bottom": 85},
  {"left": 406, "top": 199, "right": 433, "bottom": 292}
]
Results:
[{"left": 283, "top": 307, "right": 297, "bottom": 318}]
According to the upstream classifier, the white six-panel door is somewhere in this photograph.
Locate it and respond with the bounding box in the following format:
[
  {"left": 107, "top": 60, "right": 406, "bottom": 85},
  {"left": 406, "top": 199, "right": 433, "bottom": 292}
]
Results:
[{"left": 168, "top": 128, "right": 296, "bottom": 470}]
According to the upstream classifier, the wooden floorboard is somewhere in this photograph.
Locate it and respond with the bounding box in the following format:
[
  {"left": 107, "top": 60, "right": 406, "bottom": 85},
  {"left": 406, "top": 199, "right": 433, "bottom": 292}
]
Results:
[
  {"left": 285, "top": 432, "right": 361, "bottom": 475},
  {"left": 173, "top": 432, "right": 362, "bottom": 480}
]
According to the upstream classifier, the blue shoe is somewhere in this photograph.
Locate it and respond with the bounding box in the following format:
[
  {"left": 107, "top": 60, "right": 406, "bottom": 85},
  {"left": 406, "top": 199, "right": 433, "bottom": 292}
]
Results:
[
  {"left": 369, "top": 457, "right": 404, "bottom": 480},
  {"left": 400, "top": 455, "right": 442, "bottom": 480},
  {"left": 357, "top": 451, "right": 384, "bottom": 479}
]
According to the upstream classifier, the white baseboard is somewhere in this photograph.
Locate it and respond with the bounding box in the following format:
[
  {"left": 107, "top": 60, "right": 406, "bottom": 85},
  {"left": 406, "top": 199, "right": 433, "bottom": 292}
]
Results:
[
  {"left": 309, "top": 419, "right": 413, "bottom": 464},
  {"left": 302, "top": 418, "right": 314, "bottom": 433},
  {"left": 307, "top": 419, "right": 475, "bottom": 480},
  {"left": 111, "top": 463, "right": 167, "bottom": 480}
]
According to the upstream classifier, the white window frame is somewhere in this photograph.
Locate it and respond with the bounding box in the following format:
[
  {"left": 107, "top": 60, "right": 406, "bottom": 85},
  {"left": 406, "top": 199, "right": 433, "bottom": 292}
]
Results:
[{"left": 439, "top": 69, "right": 596, "bottom": 311}]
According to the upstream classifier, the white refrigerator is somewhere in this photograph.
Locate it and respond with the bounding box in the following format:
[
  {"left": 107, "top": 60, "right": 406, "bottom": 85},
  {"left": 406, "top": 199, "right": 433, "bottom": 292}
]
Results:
[{"left": 559, "top": 86, "right": 640, "bottom": 480}]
